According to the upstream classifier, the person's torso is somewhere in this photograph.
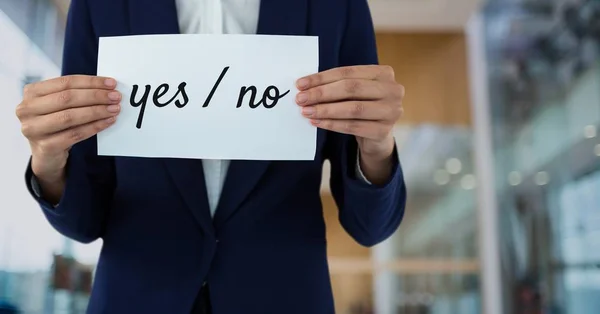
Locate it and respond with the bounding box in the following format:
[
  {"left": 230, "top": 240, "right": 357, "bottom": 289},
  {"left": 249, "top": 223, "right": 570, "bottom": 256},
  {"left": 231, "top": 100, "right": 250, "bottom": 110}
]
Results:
[{"left": 83, "top": 1, "right": 349, "bottom": 313}]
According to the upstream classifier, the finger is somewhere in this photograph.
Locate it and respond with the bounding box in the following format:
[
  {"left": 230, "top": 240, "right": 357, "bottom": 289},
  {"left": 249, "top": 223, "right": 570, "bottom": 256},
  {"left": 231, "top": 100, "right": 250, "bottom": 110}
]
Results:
[
  {"left": 25, "top": 89, "right": 121, "bottom": 115},
  {"left": 296, "top": 65, "right": 395, "bottom": 90},
  {"left": 23, "top": 105, "right": 120, "bottom": 137},
  {"left": 39, "top": 117, "right": 117, "bottom": 152},
  {"left": 300, "top": 101, "right": 391, "bottom": 120},
  {"left": 24, "top": 75, "right": 117, "bottom": 99},
  {"left": 310, "top": 119, "right": 391, "bottom": 141},
  {"left": 296, "top": 79, "right": 389, "bottom": 106}
]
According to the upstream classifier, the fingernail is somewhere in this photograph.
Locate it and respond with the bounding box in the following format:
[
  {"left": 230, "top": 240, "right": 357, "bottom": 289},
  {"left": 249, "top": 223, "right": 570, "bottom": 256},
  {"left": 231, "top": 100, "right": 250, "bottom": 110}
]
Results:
[
  {"left": 296, "top": 78, "right": 309, "bottom": 89},
  {"left": 310, "top": 119, "right": 320, "bottom": 125},
  {"left": 105, "top": 116, "right": 116, "bottom": 124},
  {"left": 296, "top": 93, "right": 308, "bottom": 104},
  {"left": 104, "top": 78, "right": 116, "bottom": 87},
  {"left": 301, "top": 107, "right": 315, "bottom": 116},
  {"left": 107, "top": 104, "right": 120, "bottom": 113},
  {"left": 108, "top": 92, "right": 121, "bottom": 101}
]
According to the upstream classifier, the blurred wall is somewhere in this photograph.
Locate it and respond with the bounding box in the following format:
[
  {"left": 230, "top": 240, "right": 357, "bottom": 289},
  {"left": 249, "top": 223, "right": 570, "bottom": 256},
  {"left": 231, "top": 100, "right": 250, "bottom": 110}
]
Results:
[
  {"left": 323, "top": 194, "right": 373, "bottom": 314},
  {"left": 0, "top": 0, "right": 65, "bottom": 66},
  {"left": 324, "top": 31, "right": 473, "bottom": 314},
  {"left": 376, "top": 33, "right": 471, "bottom": 127}
]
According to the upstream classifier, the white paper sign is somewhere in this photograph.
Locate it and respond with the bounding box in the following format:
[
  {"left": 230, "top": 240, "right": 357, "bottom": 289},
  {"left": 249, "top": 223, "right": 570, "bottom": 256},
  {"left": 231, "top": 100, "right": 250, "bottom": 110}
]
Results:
[{"left": 96, "top": 34, "right": 318, "bottom": 160}]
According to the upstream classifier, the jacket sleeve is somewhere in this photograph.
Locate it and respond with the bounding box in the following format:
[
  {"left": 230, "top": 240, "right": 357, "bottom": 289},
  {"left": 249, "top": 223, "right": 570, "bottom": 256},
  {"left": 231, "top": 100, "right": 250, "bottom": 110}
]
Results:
[
  {"left": 326, "top": 0, "right": 407, "bottom": 247},
  {"left": 24, "top": 0, "right": 115, "bottom": 244}
]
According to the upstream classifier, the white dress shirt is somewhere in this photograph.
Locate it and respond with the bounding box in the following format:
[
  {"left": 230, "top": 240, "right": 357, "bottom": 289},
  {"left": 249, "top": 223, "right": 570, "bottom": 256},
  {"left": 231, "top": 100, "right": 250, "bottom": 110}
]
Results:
[
  {"left": 175, "top": 0, "right": 261, "bottom": 216},
  {"left": 174, "top": 0, "right": 371, "bottom": 217}
]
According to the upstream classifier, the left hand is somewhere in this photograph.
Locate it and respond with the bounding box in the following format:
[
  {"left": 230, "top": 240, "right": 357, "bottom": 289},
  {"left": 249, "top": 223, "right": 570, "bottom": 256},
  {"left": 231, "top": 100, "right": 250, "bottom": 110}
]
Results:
[{"left": 295, "top": 65, "right": 404, "bottom": 159}]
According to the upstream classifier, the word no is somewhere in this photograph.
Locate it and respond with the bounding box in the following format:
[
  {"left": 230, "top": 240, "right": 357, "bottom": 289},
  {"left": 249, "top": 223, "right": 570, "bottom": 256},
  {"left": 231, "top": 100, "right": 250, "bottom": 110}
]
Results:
[{"left": 129, "top": 66, "right": 290, "bottom": 129}]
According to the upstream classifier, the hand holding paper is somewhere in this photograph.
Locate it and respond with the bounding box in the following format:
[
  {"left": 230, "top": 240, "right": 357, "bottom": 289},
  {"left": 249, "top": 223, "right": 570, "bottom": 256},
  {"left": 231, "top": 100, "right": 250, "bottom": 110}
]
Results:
[
  {"left": 295, "top": 65, "right": 405, "bottom": 184},
  {"left": 16, "top": 75, "right": 121, "bottom": 179},
  {"left": 296, "top": 65, "right": 404, "bottom": 154},
  {"left": 96, "top": 34, "right": 319, "bottom": 160}
]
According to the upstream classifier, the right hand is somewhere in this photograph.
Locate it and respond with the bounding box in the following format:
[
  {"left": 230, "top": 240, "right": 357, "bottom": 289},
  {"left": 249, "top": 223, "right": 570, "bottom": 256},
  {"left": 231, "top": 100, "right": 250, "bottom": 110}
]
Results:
[{"left": 16, "top": 75, "right": 121, "bottom": 181}]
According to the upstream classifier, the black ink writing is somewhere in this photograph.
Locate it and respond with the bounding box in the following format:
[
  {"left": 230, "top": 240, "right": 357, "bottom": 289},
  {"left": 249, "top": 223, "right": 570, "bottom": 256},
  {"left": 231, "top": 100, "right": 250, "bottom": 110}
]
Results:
[
  {"left": 130, "top": 82, "right": 189, "bottom": 129},
  {"left": 236, "top": 85, "right": 290, "bottom": 109},
  {"left": 202, "top": 66, "right": 229, "bottom": 107},
  {"left": 130, "top": 66, "right": 289, "bottom": 129}
]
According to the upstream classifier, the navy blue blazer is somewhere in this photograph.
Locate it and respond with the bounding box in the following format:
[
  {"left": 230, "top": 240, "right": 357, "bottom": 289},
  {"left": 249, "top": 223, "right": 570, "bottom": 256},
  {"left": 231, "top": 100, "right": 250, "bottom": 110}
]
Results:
[{"left": 26, "top": 0, "right": 407, "bottom": 313}]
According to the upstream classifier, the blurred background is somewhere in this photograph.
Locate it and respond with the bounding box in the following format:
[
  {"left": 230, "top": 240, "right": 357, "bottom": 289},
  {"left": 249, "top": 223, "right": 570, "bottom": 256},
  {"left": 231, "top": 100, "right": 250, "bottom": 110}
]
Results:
[{"left": 1, "top": 0, "right": 599, "bottom": 313}]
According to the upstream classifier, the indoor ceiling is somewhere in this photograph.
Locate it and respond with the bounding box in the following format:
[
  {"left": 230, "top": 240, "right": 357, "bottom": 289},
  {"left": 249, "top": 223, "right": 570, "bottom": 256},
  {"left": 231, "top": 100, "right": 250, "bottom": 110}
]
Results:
[{"left": 52, "top": 0, "right": 482, "bottom": 31}]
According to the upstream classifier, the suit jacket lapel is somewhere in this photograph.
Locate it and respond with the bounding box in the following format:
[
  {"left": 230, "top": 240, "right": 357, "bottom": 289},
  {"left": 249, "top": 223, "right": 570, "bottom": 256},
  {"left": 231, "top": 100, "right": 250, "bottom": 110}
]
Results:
[
  {"left": 128, "top": 0, "right": 215, "bottom": 237},
  {"left": 128, "top": 0, "right": 180, "bottom": 35},
  {"left": 256, "top": 0, "right": 309, "bottom": 36},
  {"left": 213, "top": 0, "right": 309, "bottom": 227},
  {"left": 162, "top": 159, "right": 215, "bottom": 237}
]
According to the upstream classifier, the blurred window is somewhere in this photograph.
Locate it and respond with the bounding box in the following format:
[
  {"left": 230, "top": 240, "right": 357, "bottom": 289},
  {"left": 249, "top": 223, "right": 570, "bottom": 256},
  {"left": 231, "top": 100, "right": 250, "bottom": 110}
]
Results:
[{"left": 0, "top": 4, "right": 101, "bottom": 314}]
